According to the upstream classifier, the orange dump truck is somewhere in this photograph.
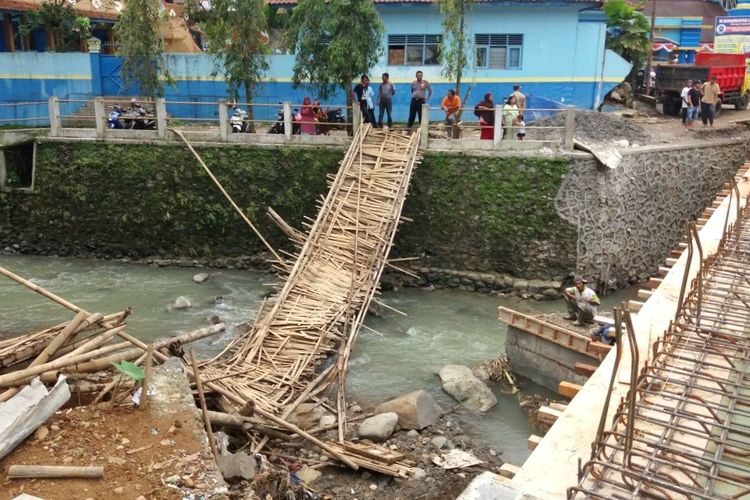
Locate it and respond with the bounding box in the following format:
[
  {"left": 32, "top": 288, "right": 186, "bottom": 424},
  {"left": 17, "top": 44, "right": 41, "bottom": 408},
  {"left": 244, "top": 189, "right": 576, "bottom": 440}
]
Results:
[{"left": 656, "top": 52, "right": 750, "bottom": 116}]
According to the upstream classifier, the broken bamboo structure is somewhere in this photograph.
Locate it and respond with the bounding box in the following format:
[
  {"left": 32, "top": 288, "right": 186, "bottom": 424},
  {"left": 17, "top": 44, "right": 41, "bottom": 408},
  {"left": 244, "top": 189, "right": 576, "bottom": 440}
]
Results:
[{"left": 194, "top": 125, "right": 422, "bottom": 462}]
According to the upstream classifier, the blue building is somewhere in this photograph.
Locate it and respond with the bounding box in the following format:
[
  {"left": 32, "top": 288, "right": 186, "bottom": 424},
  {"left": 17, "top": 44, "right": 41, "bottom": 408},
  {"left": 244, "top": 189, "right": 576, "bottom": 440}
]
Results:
[
  {"left": 645, "top": 0, "right": 727, "bottom": 63},
  {"left": 0, "top": 0, "right": 630, "bottom": 124}
]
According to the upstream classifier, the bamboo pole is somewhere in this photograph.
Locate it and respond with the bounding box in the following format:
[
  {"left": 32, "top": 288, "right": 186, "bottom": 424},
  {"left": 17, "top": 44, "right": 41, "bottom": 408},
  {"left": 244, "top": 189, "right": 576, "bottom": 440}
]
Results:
[
  {"left": 7, "top": 465, "right": 104, "bottom": 479},
  {"left": 190, "top": 348, "right": 218, "bottom": 459},
  {"left": 169, "top": 128, "right": 282, "bottom": 263},
  {"left": 140, "top": 345, "right": 154, "bottom": 410}
]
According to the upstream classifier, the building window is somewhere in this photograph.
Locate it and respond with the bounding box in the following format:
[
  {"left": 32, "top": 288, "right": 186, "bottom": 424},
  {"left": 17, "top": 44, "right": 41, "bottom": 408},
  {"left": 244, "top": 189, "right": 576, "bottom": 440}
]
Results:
[
  {"left": 475, "top": 34, "right": 523, "bottom": 69},
  {"left": 388, "top": 35, "right": 442, "bottom": 66}
]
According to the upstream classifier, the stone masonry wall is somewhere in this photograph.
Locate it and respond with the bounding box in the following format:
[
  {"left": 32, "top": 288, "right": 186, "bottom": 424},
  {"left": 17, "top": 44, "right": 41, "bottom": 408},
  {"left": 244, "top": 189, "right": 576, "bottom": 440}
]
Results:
[{"left": 556, "top": 138, "right": 750, "bottom": 286}]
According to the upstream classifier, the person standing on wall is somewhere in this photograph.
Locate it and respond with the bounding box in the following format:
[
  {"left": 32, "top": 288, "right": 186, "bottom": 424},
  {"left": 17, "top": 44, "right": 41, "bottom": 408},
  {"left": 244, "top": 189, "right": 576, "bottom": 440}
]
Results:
[
  {"left": 700, "top": 75, "right": 720, "bottom": 127},
  {"left": 440, "top": 89, "right": 461, "bottom": 138},
  {"left": 511, "top": 84, "right": 526, "bottom": 114},
  {"left": 352, "top": 75, "right": 377, "bottom": 126},
  {"left": 680, "top": 79, "right": 692, "bottom": 131},
  {"left": 408, "top": 70, "right": 432, "bottom": 128},
  {"left": 377, "top": 73, "right": 395, "bottom": 128},
  {"left": 563, "top": 277, "right": 600, "bottom": 326}
]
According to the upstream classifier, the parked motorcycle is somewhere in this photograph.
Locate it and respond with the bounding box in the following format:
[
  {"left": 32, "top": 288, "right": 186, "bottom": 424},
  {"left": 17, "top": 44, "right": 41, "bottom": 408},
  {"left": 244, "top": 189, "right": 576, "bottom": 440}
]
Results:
[
  {"left": 268, "top": 103, "right": 300, "bottom": 135},
  {"left": 229, "top": 106, "right": 250, "bottom": 133},
  {"left": 107, "top": 105, "right": 125, "bottom": 129},
  {"left": 123, "top": 105, "right": 156, "bottom": 130},
  {"left": 316, "top": 107, "right": 346, "bottom": 135}
]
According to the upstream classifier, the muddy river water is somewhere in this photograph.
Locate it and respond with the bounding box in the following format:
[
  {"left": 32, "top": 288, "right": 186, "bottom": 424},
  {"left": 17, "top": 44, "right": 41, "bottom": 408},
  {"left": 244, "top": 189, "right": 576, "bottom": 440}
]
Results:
[{"left": 0, "top": 255, "right": 637, "bottom": 465}]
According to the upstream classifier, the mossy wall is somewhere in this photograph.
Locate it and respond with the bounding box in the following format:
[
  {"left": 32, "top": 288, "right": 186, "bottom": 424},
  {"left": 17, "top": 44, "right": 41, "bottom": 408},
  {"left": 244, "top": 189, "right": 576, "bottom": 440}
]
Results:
[
  {"left": 0, "top": 141, "right": 576, "bottom": 277},
  {"left": 0, "top": 142, "right": 343, "bottom": 258},
  {"left": 397, "top": 153, "right": 576, "bottom": 278}
]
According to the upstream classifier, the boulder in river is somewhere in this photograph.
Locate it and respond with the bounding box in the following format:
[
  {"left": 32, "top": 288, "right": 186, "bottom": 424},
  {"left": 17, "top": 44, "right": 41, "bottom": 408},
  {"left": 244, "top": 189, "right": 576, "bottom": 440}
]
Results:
[
  {"left": 374, "top": 390, "right": 443, "bottom": 430},
  {"left": 192, "top": 273, "right": 211, "bottom": 283},
  {"left": 357, "top": 412, "right": 398, "bottom": 442},
  {"left": 438, "top": 365, "right": 497, "bottom": 412},
  {"left": 173, "top": 296, "right": 192, "bottom": 310}
]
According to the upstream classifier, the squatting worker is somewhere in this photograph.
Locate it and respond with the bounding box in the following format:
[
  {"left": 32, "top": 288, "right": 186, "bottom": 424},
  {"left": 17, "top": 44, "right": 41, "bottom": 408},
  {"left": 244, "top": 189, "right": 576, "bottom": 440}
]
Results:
[
  {"left": 700, "top": 75, "right": 721, "bottom": 127},
  {"left": 408, "top": 70, "right": 432, "bottom": 128},
  {"left": 563, "top": 277, "right": 600, "bottom": 326}
]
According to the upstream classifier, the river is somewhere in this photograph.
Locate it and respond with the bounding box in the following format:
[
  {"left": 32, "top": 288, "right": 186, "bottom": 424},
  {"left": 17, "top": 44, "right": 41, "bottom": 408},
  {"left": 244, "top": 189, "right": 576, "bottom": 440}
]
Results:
[{"left": 0, "top": 255, "right": 637, "bottom": 465}]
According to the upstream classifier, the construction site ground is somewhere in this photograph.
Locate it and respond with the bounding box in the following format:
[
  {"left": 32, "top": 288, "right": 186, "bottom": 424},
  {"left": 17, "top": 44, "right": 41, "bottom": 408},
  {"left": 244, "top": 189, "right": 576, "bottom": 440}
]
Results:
[{"left": 0, "top": 405, "right": 212, "bottom": 500}]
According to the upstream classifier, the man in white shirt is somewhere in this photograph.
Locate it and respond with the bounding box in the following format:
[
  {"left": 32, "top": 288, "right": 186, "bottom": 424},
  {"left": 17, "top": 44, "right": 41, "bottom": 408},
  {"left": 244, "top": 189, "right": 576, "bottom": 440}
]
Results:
[
  {"left": 681, "top": 79, "right": 692, "bottom": 131},
  {"left": 563, "top": 277, "right": 600, "bottom": 326}
]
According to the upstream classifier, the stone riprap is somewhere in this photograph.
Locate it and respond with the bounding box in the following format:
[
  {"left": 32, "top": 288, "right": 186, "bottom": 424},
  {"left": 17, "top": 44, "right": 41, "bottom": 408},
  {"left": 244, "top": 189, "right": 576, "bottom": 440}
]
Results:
[{"left": 556, "top": 138, "right": 750, "bottom": 285}]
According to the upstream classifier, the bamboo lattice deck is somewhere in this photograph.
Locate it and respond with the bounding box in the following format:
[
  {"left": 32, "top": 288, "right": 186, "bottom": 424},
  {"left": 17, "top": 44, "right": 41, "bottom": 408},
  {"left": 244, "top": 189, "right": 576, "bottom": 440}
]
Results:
[{"left": 201, "top": 124, "right": 421, "bottom": 426}]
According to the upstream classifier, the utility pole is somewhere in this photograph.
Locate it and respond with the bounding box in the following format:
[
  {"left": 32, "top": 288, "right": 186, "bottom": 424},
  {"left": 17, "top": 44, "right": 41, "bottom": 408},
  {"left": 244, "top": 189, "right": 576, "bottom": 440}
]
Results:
[{"left": 644, "top": 0, "right": 657, "bottom": 95}]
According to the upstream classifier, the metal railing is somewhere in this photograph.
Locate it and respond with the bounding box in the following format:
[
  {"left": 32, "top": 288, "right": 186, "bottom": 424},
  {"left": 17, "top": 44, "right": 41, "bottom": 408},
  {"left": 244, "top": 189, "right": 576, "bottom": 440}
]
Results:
[
  {"left": 0, "top": 101, "right": 50, "bottom": 128},
  {"left": 35, "top": 97, "right": 576, "bottom": 150}
]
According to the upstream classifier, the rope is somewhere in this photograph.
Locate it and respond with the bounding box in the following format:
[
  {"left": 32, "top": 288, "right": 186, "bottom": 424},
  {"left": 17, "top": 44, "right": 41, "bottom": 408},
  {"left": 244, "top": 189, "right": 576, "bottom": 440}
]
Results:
[{"left": 169, "top": 128, "right": 282, "bottom": 263}]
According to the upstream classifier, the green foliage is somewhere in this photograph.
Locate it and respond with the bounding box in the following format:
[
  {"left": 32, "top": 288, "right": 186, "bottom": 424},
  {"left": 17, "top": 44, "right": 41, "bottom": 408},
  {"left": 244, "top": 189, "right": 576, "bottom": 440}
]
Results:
[
  {"left": 198, "top": 0, "right": 270, "bottom": 107},
  {"left": 115, "top": 0, "right": 174, "bottom": 97},
  {"left": 112, "top": 360, "right": 145, "bottom": 381},
  {"left": 286, "top": 0, "right": 384, "bottom": 103},
  {"left": 604, "top": 0, "right": 650, "bottom": 73},
  {"left": 20, "top": 0, "right": 91, "bottom": 52},
  {"left": 397, "top": 153, "right": 577, "bottom": 274},
  {"left": 436, "top": 0, "right": 471, "bottom": 95}
]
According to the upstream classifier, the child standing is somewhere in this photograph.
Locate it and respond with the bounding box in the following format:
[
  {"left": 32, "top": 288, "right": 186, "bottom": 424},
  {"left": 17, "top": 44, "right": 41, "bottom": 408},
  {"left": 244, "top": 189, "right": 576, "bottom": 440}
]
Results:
[{"left": 514, "top": 114, "right": 526, "bottom": 140}]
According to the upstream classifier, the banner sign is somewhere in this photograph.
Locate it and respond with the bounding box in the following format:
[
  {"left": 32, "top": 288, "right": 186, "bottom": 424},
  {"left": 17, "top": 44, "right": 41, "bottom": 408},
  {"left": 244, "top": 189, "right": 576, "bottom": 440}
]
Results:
[{"left": 715, "top": 16, "right": 750, "bottom": 53}]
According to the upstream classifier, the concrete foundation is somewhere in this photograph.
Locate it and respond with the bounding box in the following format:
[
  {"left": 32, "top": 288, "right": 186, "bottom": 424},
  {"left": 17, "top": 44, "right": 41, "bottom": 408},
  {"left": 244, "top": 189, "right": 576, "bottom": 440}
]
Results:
[{"left": 505, "top": 325, "right": 593, "bottom": 392}]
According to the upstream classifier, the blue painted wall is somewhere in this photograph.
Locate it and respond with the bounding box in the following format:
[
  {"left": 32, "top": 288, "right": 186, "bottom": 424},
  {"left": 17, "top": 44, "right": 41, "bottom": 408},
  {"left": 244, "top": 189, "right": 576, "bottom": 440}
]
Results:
[{"left": 0, "top": 2, "right": 630, "bottom": 125}]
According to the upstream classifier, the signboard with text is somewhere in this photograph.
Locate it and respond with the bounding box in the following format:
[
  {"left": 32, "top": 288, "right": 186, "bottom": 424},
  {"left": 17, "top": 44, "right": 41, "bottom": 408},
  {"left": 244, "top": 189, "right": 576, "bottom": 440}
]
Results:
[{"left": 715, "top": 16, "right": 750, "bottom": 54}]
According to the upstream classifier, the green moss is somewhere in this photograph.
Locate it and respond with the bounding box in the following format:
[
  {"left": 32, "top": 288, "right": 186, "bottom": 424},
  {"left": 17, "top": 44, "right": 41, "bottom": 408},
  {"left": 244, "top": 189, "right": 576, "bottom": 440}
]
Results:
[
  {"left": 0, "top": 142, "right": 577, "bottom": 276},
  {"left": 398, "top": 152, "right": 576, "bottom": 274},
  {"left": 0, "top": 141, "right": 343, "bottom": 257}
]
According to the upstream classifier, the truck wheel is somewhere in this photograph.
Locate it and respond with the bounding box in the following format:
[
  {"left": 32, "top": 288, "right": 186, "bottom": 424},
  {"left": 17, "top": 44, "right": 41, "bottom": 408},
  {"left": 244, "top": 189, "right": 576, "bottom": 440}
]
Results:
[
  {"left": 736, "top": 94, "right": 749, "bottom": 110},
  {"left": 715, "top": 100, "right": 722, "bottom": 118}
]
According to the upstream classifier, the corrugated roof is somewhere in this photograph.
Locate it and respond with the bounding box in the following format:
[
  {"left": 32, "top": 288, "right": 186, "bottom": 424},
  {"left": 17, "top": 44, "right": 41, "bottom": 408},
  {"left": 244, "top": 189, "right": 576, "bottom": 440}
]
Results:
[{"left": 639, "top": 0, "right": 726, "bottom": 18}]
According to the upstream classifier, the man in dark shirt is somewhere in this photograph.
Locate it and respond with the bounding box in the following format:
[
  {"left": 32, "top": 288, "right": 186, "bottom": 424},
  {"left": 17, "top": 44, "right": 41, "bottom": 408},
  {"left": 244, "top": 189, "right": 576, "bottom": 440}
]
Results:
[
  {"left": 352, "top": 75, "right": 376, "bottom": 126},
  {"left": 686, "top": 81, "right": 702, "bottom": 131}
]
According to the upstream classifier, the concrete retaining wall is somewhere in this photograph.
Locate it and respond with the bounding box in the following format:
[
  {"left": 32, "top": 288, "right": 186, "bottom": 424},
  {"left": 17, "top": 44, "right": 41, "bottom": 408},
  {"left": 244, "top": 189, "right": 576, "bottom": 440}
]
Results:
[{"left": 505, "top": 325, "right": 592, "bottom": 392}]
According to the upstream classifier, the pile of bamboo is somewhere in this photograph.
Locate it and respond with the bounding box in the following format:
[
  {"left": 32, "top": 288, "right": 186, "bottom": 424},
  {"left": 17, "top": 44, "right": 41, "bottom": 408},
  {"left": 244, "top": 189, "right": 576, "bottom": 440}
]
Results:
[
  {"left": 199, "top": 124, "right": 422, "bottom": 450},
  {"left": 0, "top": 266, "right": 225, "bottom": 405}
]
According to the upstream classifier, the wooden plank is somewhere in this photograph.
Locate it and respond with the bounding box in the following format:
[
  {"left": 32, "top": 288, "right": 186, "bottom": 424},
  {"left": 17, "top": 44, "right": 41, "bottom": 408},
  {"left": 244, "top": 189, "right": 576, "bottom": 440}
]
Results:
[
  {"left": 574, "top": 362, "right": 598, "bottom": 377},
  {"left": 657, "top": 267, "right": 671, "bottom": 276},
  {"left": 627, "top": 300, "right": 644, "bottom": 312},
  {"left": 665, "top": 257, "right": 678, "bottom": 267},
  {"left": 644, "top": 277, "right": 663, "bottom": 289},
  {"left": 549, "top": 402, "right": 568, "bottom": 412},
  {"left": 588, "top": 341, "right": 613, "bottom": 355},
  {"left": 558, "top": 381, "right": 582, "bottom": 399},
  {"left": 498, "top": 463, "right": 521, "bottom": 479},
  {"left": 527, "top": 435, "right": 542, "bottom": 451},
  {"left": 637, "top": 289, "right": 653, "bottom": 300},
  {"left": 537, "top": 406, "right": 562, "bottom": 425},
  {"left": 340, "top": 441, "right": 404, "bottom": 465},
  {"left": 498, "top": 307, "right": 600, "bottom": 360}
]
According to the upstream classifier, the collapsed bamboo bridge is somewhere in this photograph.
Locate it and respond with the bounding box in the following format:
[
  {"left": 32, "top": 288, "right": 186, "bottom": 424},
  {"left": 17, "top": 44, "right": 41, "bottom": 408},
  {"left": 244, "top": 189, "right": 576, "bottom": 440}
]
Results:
[{"left": 198, "top": 124, "right": 422, "bottom": 443}]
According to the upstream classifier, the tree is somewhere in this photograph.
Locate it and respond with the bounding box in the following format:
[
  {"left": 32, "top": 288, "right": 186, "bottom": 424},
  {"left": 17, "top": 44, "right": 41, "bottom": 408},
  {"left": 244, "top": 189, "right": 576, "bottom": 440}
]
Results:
[
  {"left": 114, "top": 0, "right": 174, "bottom": 97},
  {"left": 436, "top": 0, "right": 470, "bottom": 98},
  {"left": 20, "top": 0, "right": 91, "bottom": 52},
  {"left": 286, "top": 0, "right": 384, "bottom": 120},
  {"left": 603, "top": 0, "right": 650, "bottom": 79},
  {"left": 197, "top": 0, "right": 270, "bottom": 131}
]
